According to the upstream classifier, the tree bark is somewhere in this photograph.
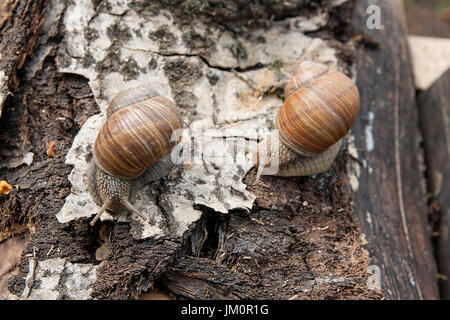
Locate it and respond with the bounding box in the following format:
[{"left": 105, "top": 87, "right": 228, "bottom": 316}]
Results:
[
  {"left": 0, "top": 0, "right": 441, "bottom": 300},
  {"left": 418, "top": 69, "right": 450, "bottom": 299},
  {"left": 350, "top": 0, "right": 439, "bottom": 299},
  {"left": 0, "top": 0, "right": 44, "bottom": 119}
]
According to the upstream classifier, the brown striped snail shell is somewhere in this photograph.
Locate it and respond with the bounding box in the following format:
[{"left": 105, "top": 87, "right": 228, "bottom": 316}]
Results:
[
  {"left": 87, "top": 84, "right": 183, "bottom": 226},
  {"left": 106, "top": 83, "right": 160, "bottom": 118},
  {"left": 256, "top": 61, "right": 360, "bottom": 178}
]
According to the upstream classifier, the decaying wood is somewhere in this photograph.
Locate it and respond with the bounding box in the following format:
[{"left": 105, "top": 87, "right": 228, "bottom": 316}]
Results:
[
  {"left": 418, "top": 69, "right": 450, "bottom": 299},
  {"left": 91, "top": 223, "right": 182, "bottom": 300},
  {"left": 0, "top": 0, "right": 442, "bottom": 300},
  {"left": 349, "top": 0, "right": 439, "bottom": 299},
  {"left": 0, "top": 0, "right": 44, "bottom": 119},
  {"left": 1, "top": 0, "right": 382, "bottom": 300},
  {"left": 162, "top": 256, "right": 251, "bottom": 300},
  {"left": 0, "top": 234, "right": 29, "bottom": 299},
  {"left": 160, "top": 205, "right": 380, "bottom": 300}
]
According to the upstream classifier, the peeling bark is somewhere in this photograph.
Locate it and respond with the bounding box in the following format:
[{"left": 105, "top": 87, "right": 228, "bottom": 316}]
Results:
[
  {"left": 1, "top": 0, "right": 427, "bottom": 300},
  {"left": 0, "top": 0, "right": 44, "bottom": 119},
  {"left": 349, "top": 0, "right": 439, "bottom": 299}
]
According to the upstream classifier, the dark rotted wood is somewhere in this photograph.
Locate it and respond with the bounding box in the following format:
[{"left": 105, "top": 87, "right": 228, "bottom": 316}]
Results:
[
  {"left": 161, "top": 256, "right": 250, "bottom": 300},
  {"left": 159, "top": 199, "right": 381, "bottom": 300},
  {"left": 0, "top": 0, "right": 44, "bottom": 118},
  {"left": 4, "top": 0, "right": 383, "bottom": 301},
  {"left": 4, "top": 0, "right": 436, "bottom": 300},
  {"left": 351, "top": 0, "right": 439, "bottom": 299},
  {"left": 418, "top": 69, "right": 450, "bottom": 299},
  {"left": 92, "top": 224, "right": 182, "bottom": 300}
]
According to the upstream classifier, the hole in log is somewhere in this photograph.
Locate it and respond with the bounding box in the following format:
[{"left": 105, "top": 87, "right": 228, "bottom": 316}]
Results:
[{"left": 187, "top": 207, "right": 229, "bottom": 260}]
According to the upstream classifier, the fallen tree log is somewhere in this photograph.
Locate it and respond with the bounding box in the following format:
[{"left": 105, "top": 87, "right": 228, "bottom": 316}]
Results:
[
  {"left": 0, "top": 0, "right": 440, "bottom": 300},
  {"left": 349, "top": 0, "right": 439, "bottom": 299},
  {"left": 418, "top": 69, "right": 450, "bottom": 299}
]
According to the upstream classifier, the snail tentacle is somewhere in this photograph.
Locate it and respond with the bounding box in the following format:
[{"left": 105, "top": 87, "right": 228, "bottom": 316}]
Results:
[
  {"left": 121, "top": 198, "right": 148, "bottom": 222},
  {"left": 90, "top": 198, "right": 113, "bottom": 226}
]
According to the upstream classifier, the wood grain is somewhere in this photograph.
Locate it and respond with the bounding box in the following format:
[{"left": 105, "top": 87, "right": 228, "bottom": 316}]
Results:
[
  {"left": 0, "top": 0, "right": 44, "bottom": 119},
  {"left": 350, "top": 0, "right": 439, "bottom": 299},
  {"left": 418, "top": 69, "right": 450, "bottom": 299}
]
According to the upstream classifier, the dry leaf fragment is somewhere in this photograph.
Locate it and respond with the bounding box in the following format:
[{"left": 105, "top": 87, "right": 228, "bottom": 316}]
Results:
[
  {"left": 0, "top": 180, "right": 13, "bottom": 195},
  {"left": 46, "top": 141, "right": 56, "bottom": 158}
]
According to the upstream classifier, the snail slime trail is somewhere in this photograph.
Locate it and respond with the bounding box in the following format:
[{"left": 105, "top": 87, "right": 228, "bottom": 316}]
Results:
[
  {"left": 255, "top": 61, "right": 360, "bottom": 179},
  {"left": 87, "top": 84, "right": 183, "bottom": 226}
]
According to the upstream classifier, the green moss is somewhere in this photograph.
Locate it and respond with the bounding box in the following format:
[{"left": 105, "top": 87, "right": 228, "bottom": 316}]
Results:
[
  {"left": 269, "top": 60, "right": 285, "bottom": 81},
  {"left": 435, "top": 0, "right": 450, "bottom": 15},
  {"left": 270, "top": 60, "right": 284, "bottom": 70}
]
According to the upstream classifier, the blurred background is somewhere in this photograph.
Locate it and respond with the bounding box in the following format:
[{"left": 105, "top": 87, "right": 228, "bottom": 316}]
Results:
[
  {"left": 405, "top": 0, "right": 450, "bottom": 37},
  {"left": 404, "top": 0, "right": 450, "bottom": 300},
  {"left": 403, "top": 1, "right": 450, "bottom": 91}
]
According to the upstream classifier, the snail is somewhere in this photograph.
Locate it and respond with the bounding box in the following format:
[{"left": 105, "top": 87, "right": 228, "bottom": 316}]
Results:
[
  {"left": 254, "top": 61, "right": 360, "bottom": 179},
  {"left": 87, "top": 84, "right": 183, "bottom": 226}
]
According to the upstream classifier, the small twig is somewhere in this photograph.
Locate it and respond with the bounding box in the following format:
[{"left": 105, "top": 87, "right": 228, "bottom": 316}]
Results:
[
  {"left": 231, "top": 69, "right": 284, "bottom": 100},
  {"left": 231, "top": 69, "right": 260, "bottom": 92},
  {"left": 21, "top": 257, "right": 37, "bottom": 299},
  {"left": 436, "top": 273, "right": 448, "bottom": 281},
  {"left": 349, "top": 154, "right": 364, "bottom": 167},
  {"left": 47, "top": 245, "right": 54, "bottom": 256},
  {"left": 250, "top": 217, "right": 265, "bottom": 225}
]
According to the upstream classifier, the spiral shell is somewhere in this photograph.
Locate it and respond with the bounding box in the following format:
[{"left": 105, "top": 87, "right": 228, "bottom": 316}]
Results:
[
  {"left": 94, "top": 87, "right": 183, "bottom": 179},
  {"left": 277, "top": 61, "right": 360, "bottom": 156},
  {"left": 107, "top": 84, "right": 160, "bottom": 118}
]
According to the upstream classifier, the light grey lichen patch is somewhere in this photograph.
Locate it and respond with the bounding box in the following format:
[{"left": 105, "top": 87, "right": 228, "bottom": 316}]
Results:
[
  {"left": 0, "top": 70, "right": 9, "bottom": 119},
  {"left": 347, "top": 134, "right": 361, "bottom": 192},
  {"left": 55, "top": 0, "right": 341, "bottom": 241},
  {"left": 9, "top": 258, "right": 98, "bottom": 300},
  {"left": 0, "top": 151, "right": 34, "bottom": 169},
  {"left": 98, "top": 0, "right": 130, "bottom": 16},
  {"left": 208, "top": 27, "right": 337, "bottom": 70},
  {"left": 365, "top": 111, "right": 375, "bottom": 152},
  {"left": 282, "top": 11, "right": 329, "bottom": 32}
]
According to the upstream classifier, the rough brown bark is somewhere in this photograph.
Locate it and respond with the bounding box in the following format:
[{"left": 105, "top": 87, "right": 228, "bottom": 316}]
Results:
[
  {"left": 418, "top": 69, "right": 450, "bottom": 299},
  {"left": 1, "top": 55, "right": 100, "bottom": 295},
  {"left": 350, "top": 0, "right": 440, "bottom": 299},
  {"left": 0, "top": 0, "right": 44, "bottom": 118},
  {"left": 0, "top": 0, "right": 441, "bottom": 300}
]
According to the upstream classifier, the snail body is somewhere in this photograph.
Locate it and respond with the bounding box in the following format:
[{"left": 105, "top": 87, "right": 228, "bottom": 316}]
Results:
[
  {"left": 256, "top": 61, "right": 360, "bottom": 178},
  {"left": 87, "top": 84, "right": 183, "bottom": 226}
]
